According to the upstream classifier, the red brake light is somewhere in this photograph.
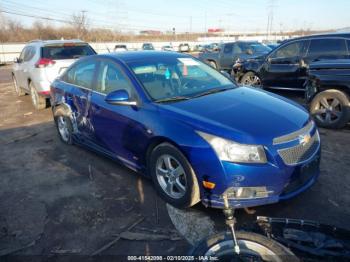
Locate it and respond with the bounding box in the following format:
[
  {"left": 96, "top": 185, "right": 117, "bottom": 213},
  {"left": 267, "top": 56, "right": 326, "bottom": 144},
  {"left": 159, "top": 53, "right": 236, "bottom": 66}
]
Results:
[{"left": 35, "top": 58, "right": 56, "bottom": 68}]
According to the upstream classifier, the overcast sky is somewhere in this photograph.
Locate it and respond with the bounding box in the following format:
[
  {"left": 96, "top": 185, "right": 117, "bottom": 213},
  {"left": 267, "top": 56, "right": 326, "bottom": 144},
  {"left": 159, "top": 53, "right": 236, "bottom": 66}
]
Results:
[{"left": 1, "top": 0, "right": 349, "bottom": 33}]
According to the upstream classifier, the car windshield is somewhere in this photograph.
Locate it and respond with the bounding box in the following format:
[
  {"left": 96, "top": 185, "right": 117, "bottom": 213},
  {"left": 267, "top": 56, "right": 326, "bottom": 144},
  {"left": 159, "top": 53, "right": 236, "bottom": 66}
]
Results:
[
  {"left": 248, "top": 43, "right": 271, "bottom": 53},
  {"left": 41, "top": 44, "right": 95, "bottom": 60},
  {"left": 127, "top": 56, "right": 236, "bottom": 102}
]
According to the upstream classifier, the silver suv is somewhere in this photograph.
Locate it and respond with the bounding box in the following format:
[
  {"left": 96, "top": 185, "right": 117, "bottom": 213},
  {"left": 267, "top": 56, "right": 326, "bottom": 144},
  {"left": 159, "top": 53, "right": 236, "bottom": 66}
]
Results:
[{"left": 12, "top": 39, "right": 96, "bottom": 109}]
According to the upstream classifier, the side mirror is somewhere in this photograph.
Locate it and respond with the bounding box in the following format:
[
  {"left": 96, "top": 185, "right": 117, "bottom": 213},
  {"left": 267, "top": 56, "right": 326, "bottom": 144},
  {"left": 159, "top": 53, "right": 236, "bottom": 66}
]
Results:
[
  {"left": 246, "top": 49, "right": 253, "bottom": 55},
  {"left": 14, "top": 57, "right": 21, "bottom": 63},
  {"left": 105, "top": 89, "right": 137, "bottom": 106}
]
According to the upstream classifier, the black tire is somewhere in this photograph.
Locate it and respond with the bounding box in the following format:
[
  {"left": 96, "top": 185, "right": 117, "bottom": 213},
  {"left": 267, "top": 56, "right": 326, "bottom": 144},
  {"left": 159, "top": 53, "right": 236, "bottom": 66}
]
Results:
[
  {"left": 208, "top": 60, "right": 217, "bottom": 69},
  {"left": 310, "top": 89, "right": 350, "bottom": 129},
  {"left": 12, "top": 75, "right": 26, "bottom": 96},
  {"left": 240, "top": 71, "right": 262, "bottom": 88},
  {"left": 149, "top": 143, "right": 200, "bottom": 208},
  {"left": 191, "top": 231, "right": 299, "bottom": 262},
  {"left": 30, "top": 81, "right": 47, "bottom": 110},
  {"left": 54, "top": 115, "right": 73, "bottom": 145}
]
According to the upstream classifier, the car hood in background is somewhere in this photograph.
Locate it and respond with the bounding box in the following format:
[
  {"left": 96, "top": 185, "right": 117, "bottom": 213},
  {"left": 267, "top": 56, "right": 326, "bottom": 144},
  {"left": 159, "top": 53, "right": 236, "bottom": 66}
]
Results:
[{"left": 159, "top": 87, "right": 309, "bottom": 145}]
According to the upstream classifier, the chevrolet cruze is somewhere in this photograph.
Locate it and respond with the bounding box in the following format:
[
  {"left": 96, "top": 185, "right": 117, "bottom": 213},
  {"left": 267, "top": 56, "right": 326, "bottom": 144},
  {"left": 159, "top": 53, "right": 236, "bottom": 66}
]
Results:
[{"left": 50, "top": 51, "right": 321, "bottom": 208}]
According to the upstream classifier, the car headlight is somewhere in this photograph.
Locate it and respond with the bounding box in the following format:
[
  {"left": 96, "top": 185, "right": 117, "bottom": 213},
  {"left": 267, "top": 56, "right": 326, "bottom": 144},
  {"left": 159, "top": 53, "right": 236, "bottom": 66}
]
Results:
[{"left": 197, "top": 131, "right": 267, "bottom": 163}]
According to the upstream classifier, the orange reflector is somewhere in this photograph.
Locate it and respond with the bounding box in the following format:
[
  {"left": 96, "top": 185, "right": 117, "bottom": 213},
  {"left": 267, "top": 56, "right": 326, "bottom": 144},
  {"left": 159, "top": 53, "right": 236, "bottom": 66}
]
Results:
[{"left": 202, "top": 181, "right": 216, "bottom": 189}]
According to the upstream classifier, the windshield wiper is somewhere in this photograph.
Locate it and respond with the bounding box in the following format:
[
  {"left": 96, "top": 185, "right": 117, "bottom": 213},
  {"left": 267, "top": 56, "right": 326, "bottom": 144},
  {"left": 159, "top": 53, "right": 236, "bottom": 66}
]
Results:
[
  {"left": 154, "top": 96, "right": 191, "bottom": 103},
  {"left": 192, "top": 87, "right": 234, "bottom": 99}
]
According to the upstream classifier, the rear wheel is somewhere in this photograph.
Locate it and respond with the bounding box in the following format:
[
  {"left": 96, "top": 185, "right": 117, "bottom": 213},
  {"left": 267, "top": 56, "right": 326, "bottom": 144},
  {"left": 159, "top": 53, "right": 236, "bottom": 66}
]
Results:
[
  {"left": 54, "top": 115, "right": 73, "bottom": 144},
  {"left": 30, "top": 82, "right": 47, "bottom": 110},
  {"left": 12, "top": 75, "right": 25, "bottom": 96},
  {"left": 240, "top": 72, "right": 262, "bottom": 88},
  {"left": 310, "top": 89, "right": 350, "bottom": 129},
  {"left": 149, "top": 143, "right": 200, "bottom": 208},
  {"left": 191, "top": 231, "right": 298, "bottom": 262}
]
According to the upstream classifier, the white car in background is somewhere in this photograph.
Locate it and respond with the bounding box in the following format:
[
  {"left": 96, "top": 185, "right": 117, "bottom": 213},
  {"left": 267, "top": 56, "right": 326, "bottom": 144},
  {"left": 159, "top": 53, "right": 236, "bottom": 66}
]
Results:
[
  {"left": 12, "top": 39, "right": 96, "bottom": 109},
  {"left": 161, "top": 45, "right": 174, "bottom": 51}
]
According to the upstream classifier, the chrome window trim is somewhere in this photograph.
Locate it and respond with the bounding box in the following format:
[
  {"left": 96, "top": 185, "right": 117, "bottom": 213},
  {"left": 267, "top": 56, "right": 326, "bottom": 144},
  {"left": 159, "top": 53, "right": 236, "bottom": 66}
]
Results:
[{"left": 273, "top": 121, "right": 314, "bottom": 145}]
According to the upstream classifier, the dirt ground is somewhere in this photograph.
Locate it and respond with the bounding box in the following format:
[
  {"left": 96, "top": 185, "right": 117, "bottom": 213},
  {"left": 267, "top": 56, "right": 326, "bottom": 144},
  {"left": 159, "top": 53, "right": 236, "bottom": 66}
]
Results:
[{"left": 0, "top": 64, "right": 350, "bottom": 260}]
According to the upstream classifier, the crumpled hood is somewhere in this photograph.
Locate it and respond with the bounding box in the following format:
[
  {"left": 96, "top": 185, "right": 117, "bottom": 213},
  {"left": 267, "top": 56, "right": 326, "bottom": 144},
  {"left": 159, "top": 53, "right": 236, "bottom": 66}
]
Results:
[{"left": 158, "top": 87, "right": 309, "bottom": 145}]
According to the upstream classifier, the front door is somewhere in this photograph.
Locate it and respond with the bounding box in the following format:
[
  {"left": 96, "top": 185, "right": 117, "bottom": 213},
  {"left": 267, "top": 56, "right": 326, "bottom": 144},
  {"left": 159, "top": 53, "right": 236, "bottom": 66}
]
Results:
[
  {"left": 260, "top": 40, "right": 307, "bottom": 90},
  {"left": 88, "top": 59, "right": 142, "bottom": 166}
]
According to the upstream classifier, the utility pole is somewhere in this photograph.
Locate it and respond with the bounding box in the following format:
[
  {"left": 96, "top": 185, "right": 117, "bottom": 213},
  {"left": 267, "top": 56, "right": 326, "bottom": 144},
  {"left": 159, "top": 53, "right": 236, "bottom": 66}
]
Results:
[
  {"left": 266, "top": 0, "right": 277, "bottom": 41},
  {"left": 189, "top": 16, "right": 192, "bottom": 34}
]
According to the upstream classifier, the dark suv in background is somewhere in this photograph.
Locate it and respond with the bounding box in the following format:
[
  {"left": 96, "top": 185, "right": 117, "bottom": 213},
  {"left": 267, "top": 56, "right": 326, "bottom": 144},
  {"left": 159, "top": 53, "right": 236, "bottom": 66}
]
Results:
[
  {"left": 199, "top": 41, "right": 271, "bottom": 71},
  {"left": 306, "top": 59, "right": 350, "bottom": 129},
  {"left": 232, "top": 33, "right": 350, "bottom": 90}
]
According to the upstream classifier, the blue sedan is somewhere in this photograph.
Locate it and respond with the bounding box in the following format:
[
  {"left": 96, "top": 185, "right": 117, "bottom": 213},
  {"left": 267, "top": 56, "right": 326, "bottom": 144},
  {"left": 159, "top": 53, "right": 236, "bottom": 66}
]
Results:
[{"left": 50, "top": 51, "right": 321, "bottom": 209}]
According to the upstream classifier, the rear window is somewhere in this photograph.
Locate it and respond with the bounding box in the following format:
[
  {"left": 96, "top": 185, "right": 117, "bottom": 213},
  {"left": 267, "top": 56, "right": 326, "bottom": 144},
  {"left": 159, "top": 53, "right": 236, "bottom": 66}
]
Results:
[{"left": 41, "top": 44, "right": 95, "bottom": 60}]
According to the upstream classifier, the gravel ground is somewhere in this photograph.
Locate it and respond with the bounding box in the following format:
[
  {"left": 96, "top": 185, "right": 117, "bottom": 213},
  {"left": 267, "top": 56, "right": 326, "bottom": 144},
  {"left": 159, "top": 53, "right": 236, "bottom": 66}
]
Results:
[{"left": 0, "top": 64, "right": 349, "bottom": 260}]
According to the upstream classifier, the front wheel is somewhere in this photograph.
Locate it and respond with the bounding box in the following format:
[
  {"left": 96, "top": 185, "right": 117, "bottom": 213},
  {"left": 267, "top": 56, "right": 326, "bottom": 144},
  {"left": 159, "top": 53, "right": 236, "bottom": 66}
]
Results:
[
  {"left": 12, "top": 75, "right": 26, "bottom": 96},
  {"left": 310, "top": 89, "right": 350, "bottom": 129},
  {"left": 240, "top": 72, "right": 262, "bottom": 88},
  {"left": 191, "top": 231, "right": 299, "bottom": 262},
  {"left": 149, "top": 143, "right": 200, "bottom": 208},
  {"left": 208, "top": 61, "right": 217, "bottom": 69}
]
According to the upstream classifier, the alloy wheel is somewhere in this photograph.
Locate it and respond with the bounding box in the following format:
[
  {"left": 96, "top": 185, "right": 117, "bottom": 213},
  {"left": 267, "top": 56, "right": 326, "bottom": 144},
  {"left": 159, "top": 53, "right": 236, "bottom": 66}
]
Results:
[
  {"left": 156, "top": 154, "right": 187, "bottom": 199},
  {"left": 31, "top": 86, "right": 39, "bottom": 106},
  {"left": 243, "top": 74, "right": 262, "bottom": 88},
  {"left": 13, "top": 76, "right": 20, "bottom": 95},
  {"left": 57, "top": 116, "right": 70, "bottom": 142},
  {"left": 313, "top": 97, "right": 342, "bottom": 125}
]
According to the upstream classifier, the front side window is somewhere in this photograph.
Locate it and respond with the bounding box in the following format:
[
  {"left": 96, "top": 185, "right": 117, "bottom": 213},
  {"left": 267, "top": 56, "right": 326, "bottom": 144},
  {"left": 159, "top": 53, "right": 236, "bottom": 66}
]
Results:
[
  {"left": 127, "top": 56, "right": 235, "bottom": 101},
  {"left": 271, "top": 41, "right": 304, "bottom": 59},
  {"left": 23, "top": 46, "right": 36, "bottom": 62},
  {"left": 308, "top": 39, "right": 347, "bottom": 59},
  {"left": 19, "top": 47, "right": 28, "bottom": 62},
  {"left": 223, "top": 44, "right": 233, "bottom": 54},
  {"left": 63, "top": 60, "right": 97, "bottom": 89},
  {"left": 95, "top": 61, "right": 134, "bottom": 95}
]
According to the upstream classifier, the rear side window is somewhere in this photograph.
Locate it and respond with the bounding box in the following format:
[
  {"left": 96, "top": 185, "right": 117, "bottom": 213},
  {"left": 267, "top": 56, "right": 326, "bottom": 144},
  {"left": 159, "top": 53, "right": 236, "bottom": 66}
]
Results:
[
  {"left": 63, "top": 60, "right": 97, "bottom": 89},
  {"left": 41, "top": 44, "right": 95, "bottom": 60},
  {"left": 308, "top": 39, "right": 347, "bottom": 59}
]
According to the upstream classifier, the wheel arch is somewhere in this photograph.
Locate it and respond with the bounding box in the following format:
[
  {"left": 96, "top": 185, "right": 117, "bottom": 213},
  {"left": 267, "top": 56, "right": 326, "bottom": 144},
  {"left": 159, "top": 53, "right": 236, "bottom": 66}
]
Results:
[
  {"left": 144, "top": 136, "right": 188, "bottom": 173},
  {"left": 52, "top": 102, "right": 78, "bottom": 132}
]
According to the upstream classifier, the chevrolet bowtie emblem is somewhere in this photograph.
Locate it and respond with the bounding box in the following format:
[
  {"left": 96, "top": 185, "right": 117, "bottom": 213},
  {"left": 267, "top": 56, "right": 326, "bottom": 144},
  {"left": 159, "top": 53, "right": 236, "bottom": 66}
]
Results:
[{"left": 299, "top": 134, "right": 311, "bottom": 146}]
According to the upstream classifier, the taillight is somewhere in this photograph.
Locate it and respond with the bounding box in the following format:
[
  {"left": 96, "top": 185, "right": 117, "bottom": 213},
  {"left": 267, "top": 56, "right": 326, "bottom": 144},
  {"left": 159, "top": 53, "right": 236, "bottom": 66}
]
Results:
[{"left": 35, "top": 58, "right": 56, "bottom": 68}]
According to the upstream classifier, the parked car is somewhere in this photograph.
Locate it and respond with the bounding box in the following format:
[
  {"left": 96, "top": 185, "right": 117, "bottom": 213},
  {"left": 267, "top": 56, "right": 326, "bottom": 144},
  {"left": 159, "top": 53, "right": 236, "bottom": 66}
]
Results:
[
  {"left": 12, "top": 39, "right": 96, "bottom": 109},
  {"left": 232, "top": 33, "right": 350, "bottom": 90},
  {"left": 142, "top": 43, "right": 155, "bottom": 50},
  {"left": 198, "top": 41, "right": 271, "bottom": 71},
  {"left": 306, "top": 59, "right": 350, "bottom": 129},
  {"left": 114, "top": 44, "right": 128, "bottom": 52},
  {"left": 178, "top": 43, "right": 190, "bottom": 52},
  {"left": 51, "top": 51, "right": 320, "bottom": 209},
  {"left": 161, "top": 45, "right": 174, "bottom": 51}
]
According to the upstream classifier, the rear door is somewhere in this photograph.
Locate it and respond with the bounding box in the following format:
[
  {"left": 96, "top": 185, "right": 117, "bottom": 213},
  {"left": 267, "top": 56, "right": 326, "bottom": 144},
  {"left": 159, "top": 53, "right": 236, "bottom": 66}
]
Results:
[
  {"left": 260, "top": 40, "right": 307, "bottom": 89},
  {"left": 41, "top": 43, "right": 96, "bottom": 83},
  {"left": 62, "top": 59, "right": 98, "bottom": 142},
  {"left": 88, "top": 58, "right": 141, "bottom": 165},
  {"left": 14, "top": 46, "right": 35, "bottom": 89}
]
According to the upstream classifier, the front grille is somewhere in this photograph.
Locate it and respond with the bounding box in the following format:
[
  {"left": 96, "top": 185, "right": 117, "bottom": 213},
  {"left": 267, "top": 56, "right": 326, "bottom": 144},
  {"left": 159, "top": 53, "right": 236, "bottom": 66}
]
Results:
[{"left": 278, "top": 131, "right": 320, "bottom": 166}]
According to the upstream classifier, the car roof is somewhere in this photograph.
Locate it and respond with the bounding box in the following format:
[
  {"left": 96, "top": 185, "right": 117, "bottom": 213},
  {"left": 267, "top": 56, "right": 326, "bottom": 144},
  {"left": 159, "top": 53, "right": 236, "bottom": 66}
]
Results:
[
  {"left": 27, "top": 39, "right": 86, "bottom": 46},
  {"left": 284, "top": 32, "right": 350, "bottom": 43},
  {"left": 105, "top": 51, "right": 190, "bottom": 63}
]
